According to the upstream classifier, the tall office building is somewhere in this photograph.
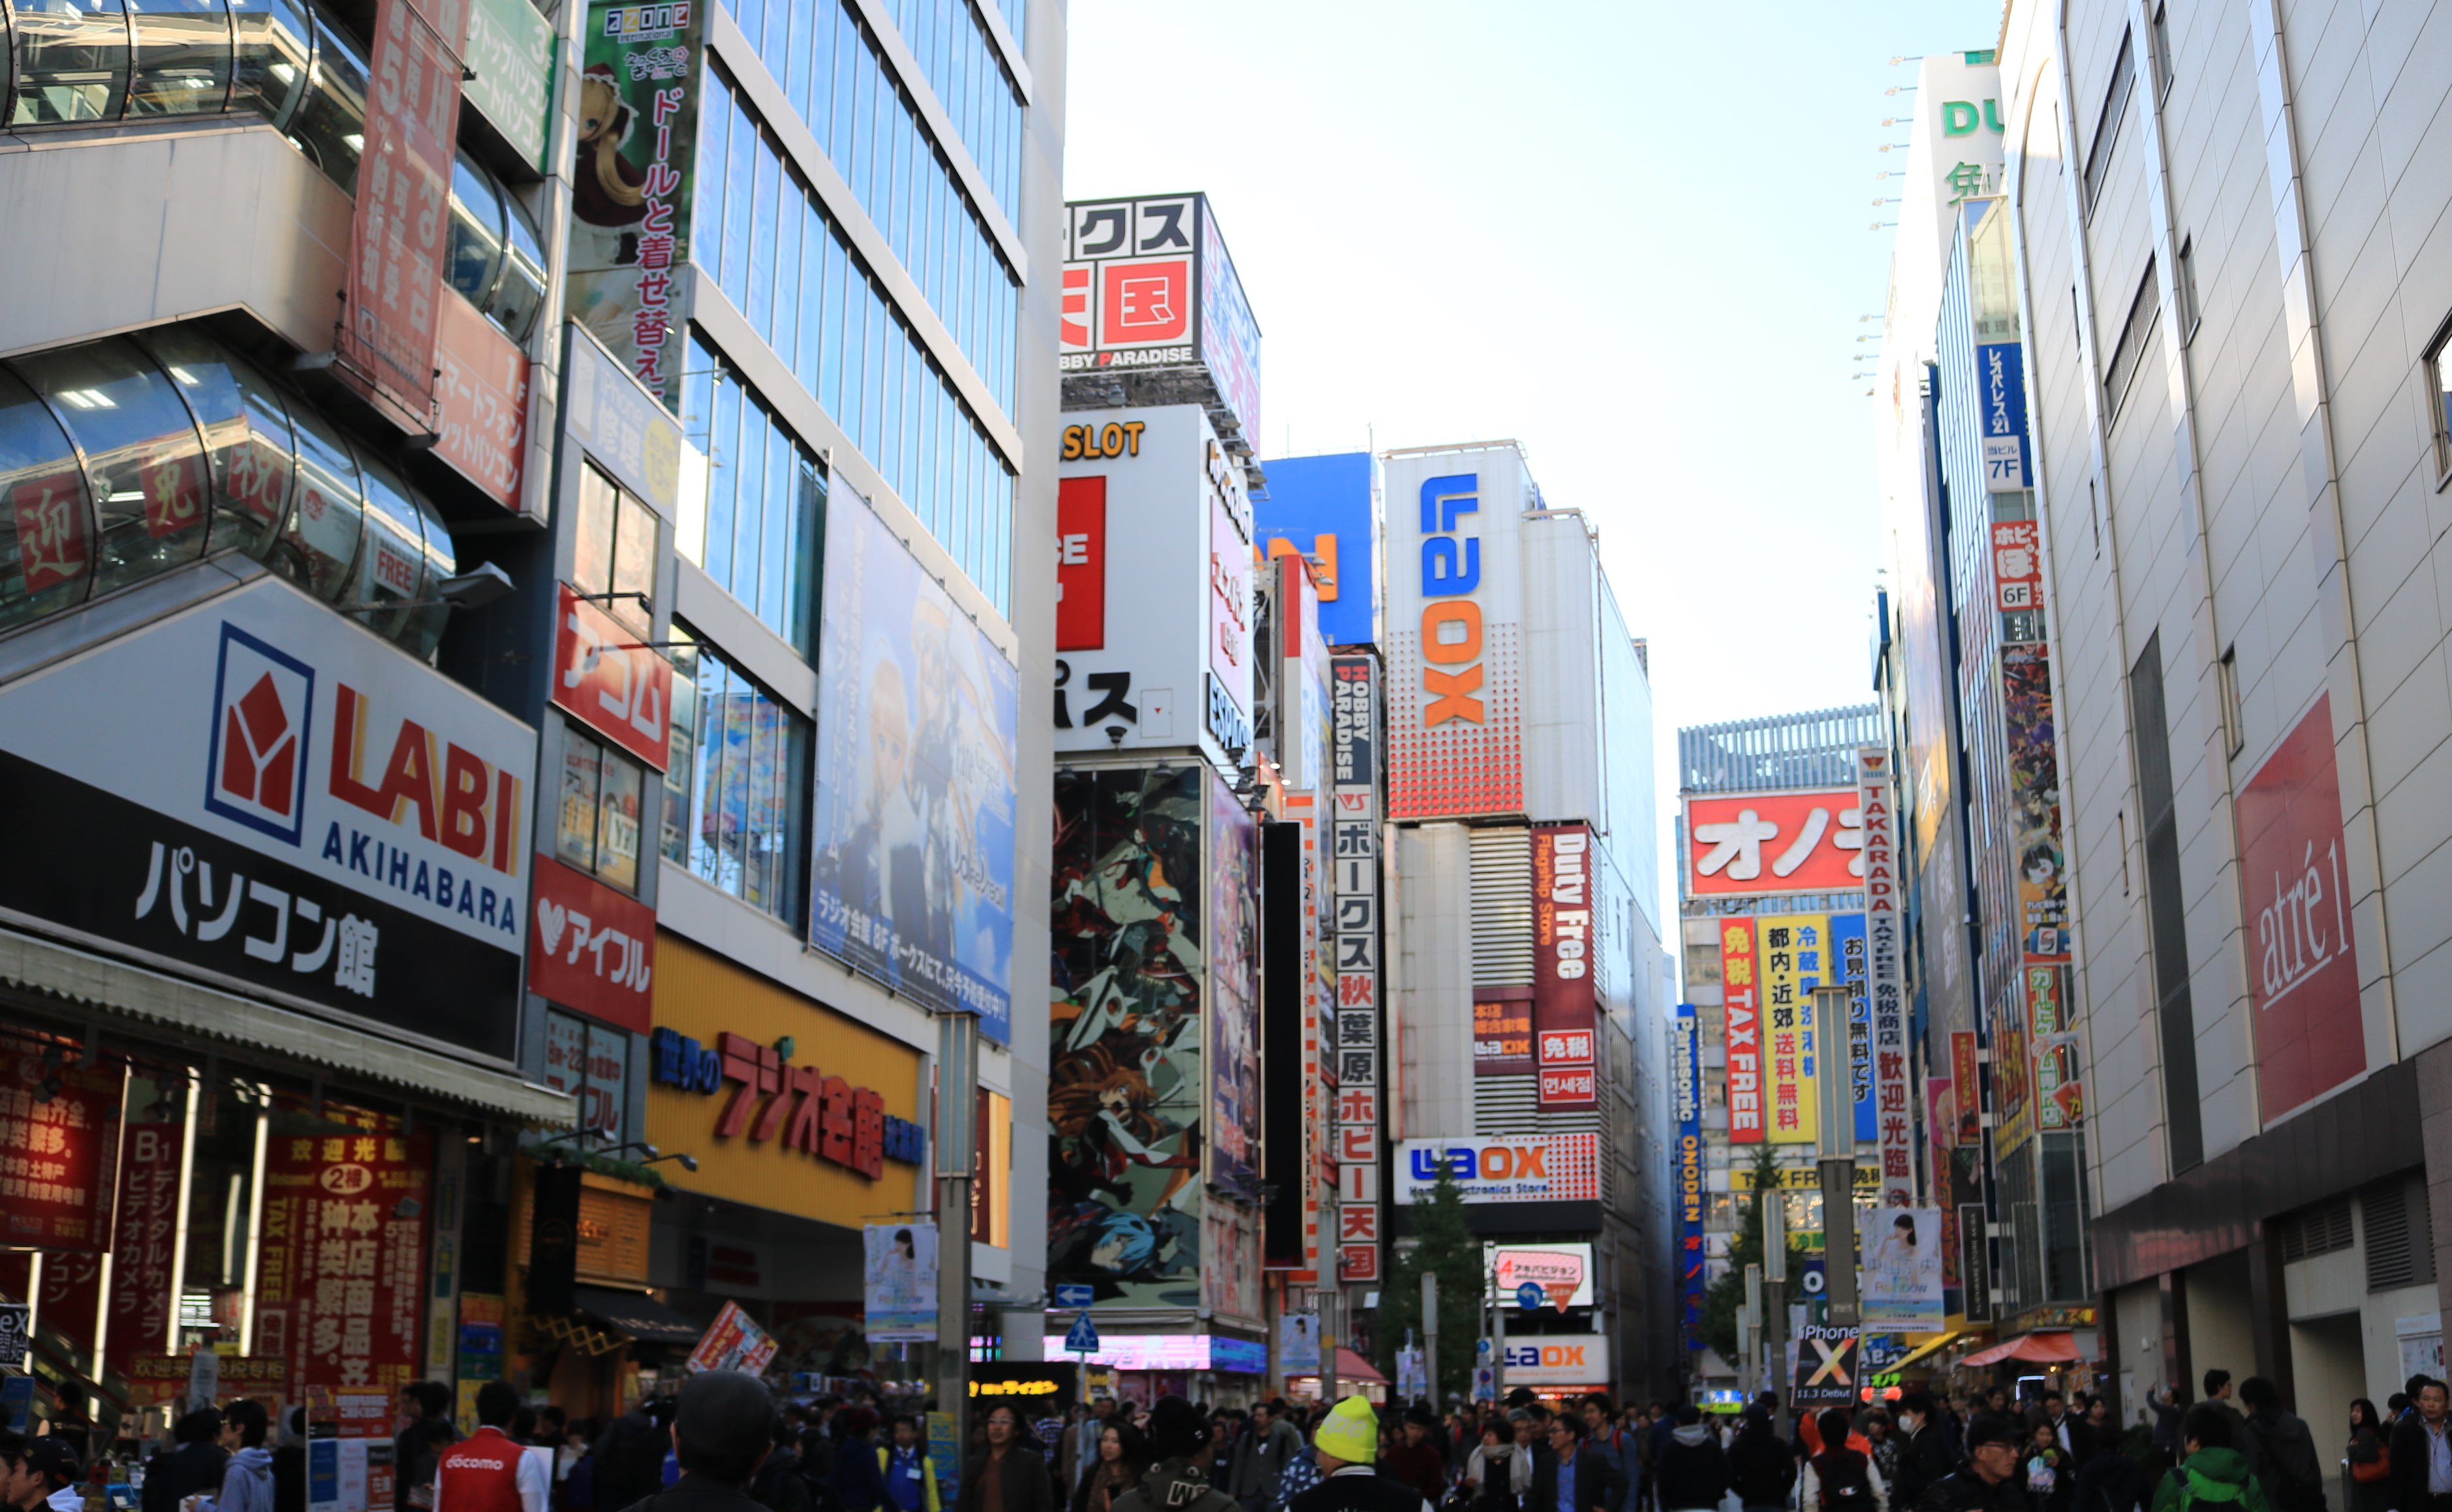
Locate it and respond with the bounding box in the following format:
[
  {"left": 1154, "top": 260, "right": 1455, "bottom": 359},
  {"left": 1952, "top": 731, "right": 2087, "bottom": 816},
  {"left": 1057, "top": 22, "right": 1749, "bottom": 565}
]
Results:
[
  {"left": 0, "top": 0, "right": 1063, "bottom": 1430},
  {"left": 1381, "top": 442, "right": 1677, "bottom": 1400},
  {"left": 1991, "top": 0, "right": 2452, "bottom": 1402}
]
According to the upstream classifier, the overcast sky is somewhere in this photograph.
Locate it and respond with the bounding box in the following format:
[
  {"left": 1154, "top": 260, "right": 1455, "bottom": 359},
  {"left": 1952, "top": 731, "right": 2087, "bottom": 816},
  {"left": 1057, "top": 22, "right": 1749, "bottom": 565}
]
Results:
[{"left": 1063, "top": 0, "right": 2000, "bottom": 932}]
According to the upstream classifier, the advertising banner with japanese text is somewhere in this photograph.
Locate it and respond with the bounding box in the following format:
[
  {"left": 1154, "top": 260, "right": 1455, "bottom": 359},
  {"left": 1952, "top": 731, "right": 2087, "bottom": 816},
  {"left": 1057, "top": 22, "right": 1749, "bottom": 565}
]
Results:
[
  {"left": 1675, "top": 1004, "right": 1705, "bottom": 1350},
  {"left": 1832, "top": 912, "right": 1871, "bottom": 1141},
  {"left": 1685, "top": 789, "right": 1865, "bottom": 897},
  {"left": 809, "top": 489, "right": 1017, "bottom": 1041},
  {"left": 1059, "top": 194, "right": 1263, "bottom": 446},
  {"left": 1532, "top": 824, "right": 1598, "bottom": 1109},
  {"left": 687, "top": 1299, "right": 777, "bottom": 1374},
  {"left": 2237, "top": 696, "right": 2365, "bottom": 1122},
  {"left": 1382, "top": 449, "right": 1532, "bottom": 821},
  {"left": 1473, "top": 991, "right": 1536, "bottom": 1077},
  {"left": 254, "top": 1125, "right": 431, "bottom": 1395},
  {"left": 459, "top": 0, "right": 555, "bottom": 170},
  {"left": 1758, "top": 914, "right": 1831, "bottom": 1145},
  {"left": 1859, "top": 747, "right": 1914, "bottom": 1204},
  {"left": 528, "top": 855, "right": 655, "bottom": 1032},
  {"left": 0, "top": 1049, "right": 119, "bottom": 1251},
  {"left": 1720, "top": 919, "right": 1762, "bottom": 1144},
  {"left": 553, "top": 584, "right": 672, "bottom": 769},
  {"left": 1329, "top": 653, "right": 1382, "bottom": 1284},
  {"left": 433, "top": 290, "right": 529, "bottom": 511},
  {"left": 1048, "top": 767, "right": 1203, "bottom": 1306},
  {"left": 105, "top": 1120, "right": 185, "bottom": 1380},
  {"left": 343, "top": 0, "right": 466, "bottom": 430},
  {"left": 1053, "top": 406, "right": 1253, "bottom": 768},
  {"left": 0, "top": 578, "right": 535, "bottom": 1057},
  {"left": 568, "top": 0, "right": 702, "bottom": 405}
]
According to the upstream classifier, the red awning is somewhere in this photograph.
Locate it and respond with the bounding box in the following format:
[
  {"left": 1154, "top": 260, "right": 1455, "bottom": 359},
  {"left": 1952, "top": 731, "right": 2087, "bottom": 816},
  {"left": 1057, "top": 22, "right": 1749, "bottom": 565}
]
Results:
[
  {"left": 1958, "top": 1331, "right": 2083, "bottom": 1367},
  {"left": 1291, "top": 1347, "right": 1387, "bottom": 1384}
]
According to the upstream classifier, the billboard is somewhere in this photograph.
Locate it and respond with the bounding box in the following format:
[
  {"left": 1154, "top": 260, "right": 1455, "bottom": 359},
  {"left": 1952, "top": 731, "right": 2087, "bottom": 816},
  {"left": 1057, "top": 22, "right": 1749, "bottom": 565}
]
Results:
[
  {"left": 1760, "top": 914, "right": 1839, "bottom": 1146},
  {"left": 1060, "top": 194, "right": 1263, "bottom": 444},
  {"left": 861, "top": 1222, "right": 939, "bottom": 1342},
  {"left": 342, "top": 0, "right": 463, "bottom": 428},
  {"left": 1256, "top": 452, "right": 1378, "bottom": 648},
  {"left": 1532, "top": 824, "right": 1598, "bottom": 1109},
  {"left": 2004, "top": 645, "right": 2069, "bottom": 963},
  {"left": 1684, "top": 788, "right": 1867, "bottom": 897},
  {"left": 1393, "top": 1134, "right": 1601, "bottom": 1205},
  {"left": 1208, "top": 773, "right": 1262, "bottom": 1188},
  {"left": 1053, "top": 406, "right": 1254, "bottom": 767},
  {"left": 2237, "top": 697, "right": 2365, "bottom": 1120},
  {"left": 254, "top": 1126, "right": 431, "bottom": 1393},
  {"left": 1675, "top": 1004, "right": 1706, "bottom": 1351},
  {"left": 1484, "top": 1335, "right": 1611, "bottom": 1386},
  {"left": 1383, "top": 447, "right": 1532, "bottom": 820},
  {"left": 1474, "top": 991, "right": 1536, "bottom": 1076},
  {"left": 0, "top": 576, "right": 534, "bottom": 1057},
  {"left": 567, "top": 0, "right": 704, "bottom": 404},
  {"left": 1858, "top": 1208, "right": 1944, "bottom": 1332},
  {"left": 1277, "top": 555, "right": 1331, "bottom": 792},
  {"left": 809, "top": 487, "right": 1018, "bottom": 1041},
  {"left": 1329, "top": 653, "right": 1383, "bottom": 1284},
  {"left": 1048, "top": 767, "right": 1204, "bottom": 1306},
  {"left": 1487, "top": 1242, "right": 1595, "bottom": 1310},
  {"left": 1859, "top": 748, "right": 1914, "bottom": 1205},
  {"left": 1721, "top": 919, "right": 1763, "bottom": 1143}
]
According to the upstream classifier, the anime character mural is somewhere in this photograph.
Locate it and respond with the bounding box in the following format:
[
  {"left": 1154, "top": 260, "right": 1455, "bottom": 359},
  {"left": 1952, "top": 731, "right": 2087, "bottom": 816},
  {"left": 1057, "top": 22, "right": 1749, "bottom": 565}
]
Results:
[{"left": 1047, "top": 767, "right": 1206, "bottom": 1305}]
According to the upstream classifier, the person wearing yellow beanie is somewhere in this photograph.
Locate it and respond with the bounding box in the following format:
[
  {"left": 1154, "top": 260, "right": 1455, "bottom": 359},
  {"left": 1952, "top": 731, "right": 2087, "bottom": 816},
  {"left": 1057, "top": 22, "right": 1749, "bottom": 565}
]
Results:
[{"left": 1288, "top": 1398, "right": 1433, "bottom": 1512}]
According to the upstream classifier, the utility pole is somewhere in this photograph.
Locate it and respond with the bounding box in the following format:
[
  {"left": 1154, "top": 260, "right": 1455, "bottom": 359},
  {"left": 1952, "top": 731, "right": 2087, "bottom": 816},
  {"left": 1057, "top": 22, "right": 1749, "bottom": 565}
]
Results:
[
  {"left": 933, "top": 1012, "right": 979, "bottom": 1448},
  {"left": 1421, "top": 1272, "right": 1439, "bottom": 1407},
  {"left": 1490, "top": 1250, "right": 1508, "bottom": 1400},
  {"left": 1321, "top": 1287, "right": 1341, "bottom": 1404},
  {"left": 1763, "top": 1174, "right": 1787, "bottom": 1436},
  {"left": 1813, "top": 985, "right": 1862, "bottom": 1330},
  {"left": 1742, "top": 1262, "right": 1762, "bottom": 1397}
]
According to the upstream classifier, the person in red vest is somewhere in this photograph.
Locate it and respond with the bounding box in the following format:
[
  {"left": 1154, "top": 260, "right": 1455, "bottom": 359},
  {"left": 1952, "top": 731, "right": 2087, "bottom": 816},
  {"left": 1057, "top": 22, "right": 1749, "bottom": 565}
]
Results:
[{"left": 437, "top": 1383, "right": 551, "bottom": 1512}]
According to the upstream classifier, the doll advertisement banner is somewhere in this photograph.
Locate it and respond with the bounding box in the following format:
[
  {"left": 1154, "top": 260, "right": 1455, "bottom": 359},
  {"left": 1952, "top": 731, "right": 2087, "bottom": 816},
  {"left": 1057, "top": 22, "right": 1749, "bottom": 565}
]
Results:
[{"left": 568, "top": 0, "right": 703, "bottom": 405}]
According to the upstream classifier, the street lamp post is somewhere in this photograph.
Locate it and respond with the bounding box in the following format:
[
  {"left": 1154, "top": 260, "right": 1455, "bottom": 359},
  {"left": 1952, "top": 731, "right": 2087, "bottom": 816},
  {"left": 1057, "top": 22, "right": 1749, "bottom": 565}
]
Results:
[
  {"left": 1762, "top": 1180, "right": 1786, "bottom": 1435},
  {"left": 934, "top": 1012, "right": 979, "bottom": 1448},
  {"left": 1812, "top": 985, "right": 1860, "bottom": 1330}
]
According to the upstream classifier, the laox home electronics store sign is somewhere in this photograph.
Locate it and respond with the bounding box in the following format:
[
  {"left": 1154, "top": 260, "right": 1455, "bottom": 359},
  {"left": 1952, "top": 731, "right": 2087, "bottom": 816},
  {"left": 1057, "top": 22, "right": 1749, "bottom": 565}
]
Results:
[{"left": 0, "top": 578, "right": 535, "bottom": 1057}]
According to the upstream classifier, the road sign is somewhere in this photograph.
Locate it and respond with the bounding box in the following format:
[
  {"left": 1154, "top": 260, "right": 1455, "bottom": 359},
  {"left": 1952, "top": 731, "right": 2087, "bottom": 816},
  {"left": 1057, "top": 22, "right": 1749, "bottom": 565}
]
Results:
[
  {"left": 1053, "top": 1284, "right": 1095, "bottom": 1310},
  {"left": 1064, "top": 1312, "right": 1100, "bottom": 1355},
  {"left": 1801, "top": 1260, "right": 1827, "bottom": 1296},
  {"left": 1472, "top": 1365, "right": 1497, "bottom": 1402},
  {"left": 1517, "top": 1282, "right": 1544, "bottom": 1312}
]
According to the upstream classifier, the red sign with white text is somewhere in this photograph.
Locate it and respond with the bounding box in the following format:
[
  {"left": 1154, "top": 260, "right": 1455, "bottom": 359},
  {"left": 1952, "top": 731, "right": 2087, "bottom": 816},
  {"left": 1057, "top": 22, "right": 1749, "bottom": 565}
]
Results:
[
  {"left": 528, "top": 854, "right": 655, "bottom": 1034},
  {"left": 553, "top": 585, "right": 672, "bottom": 771},
  {"left": 1055, "top": 476, "right": 1107, "bottom": 651},
  {"left": 1684, "top": 788, "right": 1865, "bottom": 897},
  {"left": 434, "top": 290, "right": 529, "bottom": 510},
  {"left": 0, "top": 1049, "right": 120, "bottom": 1250},
  {"left": 253, "top": 1126, "right": 431, "bottom": 1395},
  {"left": 1722, "top": 919, "right": 1762, "bottom": 1143},
  {"left": 342, "top": 0, "right": 467, "bottom": 430},
  {"left": 1532, "top": 824, "right": 1598, "bottom": 1110},
  {"left": 2236, "top": 695, "right": 2366, "bottom": 1121},
  {"left": 1991, "top": 521, "right": 2041, "bottom": 612},
  {"left": 104, "top": 1122, "right": 186, "bottom": 1381}
]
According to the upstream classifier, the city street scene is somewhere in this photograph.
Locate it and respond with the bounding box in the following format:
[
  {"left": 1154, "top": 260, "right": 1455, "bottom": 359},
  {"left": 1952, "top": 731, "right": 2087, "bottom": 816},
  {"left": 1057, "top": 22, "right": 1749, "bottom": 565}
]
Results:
[{"left": 4, "top": 1, "right": 2452, "bottom": 1511}]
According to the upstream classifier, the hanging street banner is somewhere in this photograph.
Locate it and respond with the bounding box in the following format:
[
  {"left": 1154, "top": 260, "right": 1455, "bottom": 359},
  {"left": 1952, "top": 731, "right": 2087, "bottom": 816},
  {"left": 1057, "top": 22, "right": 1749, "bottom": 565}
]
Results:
[{"left": 1859, "top": 747, "right": 1913, "bottom": 1205}]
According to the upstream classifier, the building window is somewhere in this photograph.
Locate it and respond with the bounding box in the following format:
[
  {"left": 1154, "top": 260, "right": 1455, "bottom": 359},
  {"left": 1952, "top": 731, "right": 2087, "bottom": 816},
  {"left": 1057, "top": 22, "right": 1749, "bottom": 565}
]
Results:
[
  {"left": 542, "top": 1008, "right": 631, "bottom": 1143},
  {"left": 2102, "top": 258, "right": 2160, "bottom": 422},
  {"left": 2425, "top": 315, "right": 2452, "bottom": 484},
  {"left": 678, "top": 339, "right": 830, "bottom": 651},
  {"left": 574, "top": 463, "right": 659, "bottom": 638},
  {"left": 558, "top": 730, "right": 648, "bottom": 894},
  {"left": 2150, "top": 3, "right": 2174, "bottom": 99},
  {"left": 2083, "top": 30, "right": 2134, "bottom": 216},
  {"left": 2176, "top": 237, "right": 2199, "bottom": 345},
  {"left": 2218, "top": 644, "right": 2244, "bottom": 760},
  {"left": 660, "top": 625, "right": 809, "bottom": 919}
]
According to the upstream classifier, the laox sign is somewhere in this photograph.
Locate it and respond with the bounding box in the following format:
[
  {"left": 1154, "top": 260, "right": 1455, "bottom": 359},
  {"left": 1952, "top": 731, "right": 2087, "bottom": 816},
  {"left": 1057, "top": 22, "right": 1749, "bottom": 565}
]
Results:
[
  {"left": 1416, "top": 473, "right": 1485, "bottom": 726},
  {"left": 1406, "top": 1143, "right": 1552, "bottom": 1181}
]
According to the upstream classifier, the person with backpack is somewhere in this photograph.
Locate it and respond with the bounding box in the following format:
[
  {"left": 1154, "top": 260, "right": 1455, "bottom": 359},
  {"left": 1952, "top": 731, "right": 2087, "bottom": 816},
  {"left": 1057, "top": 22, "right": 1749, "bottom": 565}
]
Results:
[
  {"left": 1726, "top": 1408, "right": 1793, "bottom": 1512},
  {"left": 1802, "top": 1410, "right": 1888, "bottom": 1512},
  {"left": 2234, "top": 1380, "right": 2323, "bottom": 1512},
  {"left": 2148, "top": 1407, "right": 2265, "bottom": 1512},
  {"left": 1651, "top": 1408, "right": 1730, "bottom": 1512}
]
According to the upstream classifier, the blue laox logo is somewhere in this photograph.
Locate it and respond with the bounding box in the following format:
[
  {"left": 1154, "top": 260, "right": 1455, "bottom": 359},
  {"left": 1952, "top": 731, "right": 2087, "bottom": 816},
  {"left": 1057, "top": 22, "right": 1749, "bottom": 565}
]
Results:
[{"left": 1407, "top": 1143, "right": 1551, "bottom": 1182}]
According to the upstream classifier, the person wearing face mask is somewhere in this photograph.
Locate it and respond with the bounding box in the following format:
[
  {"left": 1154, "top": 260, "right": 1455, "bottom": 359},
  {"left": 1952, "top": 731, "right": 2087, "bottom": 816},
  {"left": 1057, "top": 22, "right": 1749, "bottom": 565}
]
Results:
[{"left": 1892, "top": 1396, "right": 1961, "bottom": 1512}]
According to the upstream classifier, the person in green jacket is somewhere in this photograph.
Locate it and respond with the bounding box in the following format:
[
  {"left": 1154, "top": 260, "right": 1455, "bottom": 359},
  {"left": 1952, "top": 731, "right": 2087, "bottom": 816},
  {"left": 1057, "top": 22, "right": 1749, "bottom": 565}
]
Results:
[{"left": 2150, "top": 1406, "right": 2269, "bottom": 1512}]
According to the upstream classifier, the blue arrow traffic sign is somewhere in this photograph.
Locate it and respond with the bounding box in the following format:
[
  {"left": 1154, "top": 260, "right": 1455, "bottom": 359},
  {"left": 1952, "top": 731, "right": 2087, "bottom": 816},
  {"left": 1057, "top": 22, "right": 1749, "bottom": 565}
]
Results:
[
  {"left": 1064, "top": 1311, "right": 1100, "bottom": 1354},
  {"left": 1517, "top": 1282, "right": 1545, "bottom": 1312},
  {"left": 1053, "top": 1284, "right": 1096, "bottom": 1310}
]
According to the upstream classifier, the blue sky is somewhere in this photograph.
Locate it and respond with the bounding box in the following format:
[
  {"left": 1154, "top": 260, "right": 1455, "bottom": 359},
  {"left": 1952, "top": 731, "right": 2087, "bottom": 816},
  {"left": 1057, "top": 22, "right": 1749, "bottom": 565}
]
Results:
[{"left": 1063, "top": 0, "right": 2000, "bottom": 923}]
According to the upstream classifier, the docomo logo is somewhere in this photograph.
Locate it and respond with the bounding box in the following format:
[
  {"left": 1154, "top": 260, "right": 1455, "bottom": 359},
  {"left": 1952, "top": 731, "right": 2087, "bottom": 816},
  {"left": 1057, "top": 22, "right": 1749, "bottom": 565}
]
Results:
[
  {"left": 1545, "top": 829, "right": 1590, "bottom": 979},
  {"left": 1416, "top": 473, "right": 1485, "bottom": 726}
]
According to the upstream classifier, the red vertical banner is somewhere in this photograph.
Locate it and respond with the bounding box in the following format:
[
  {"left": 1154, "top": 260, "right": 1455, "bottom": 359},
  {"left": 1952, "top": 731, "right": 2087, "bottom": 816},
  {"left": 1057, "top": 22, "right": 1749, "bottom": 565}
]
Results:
[
  {"left": 1055, "top": 476, "right": 1108, "bottom": 652},
  {"left": 1949, "top": 1031, "right": 1981, "bottom": 1146},
  {"left": 1722, "top": 920, "right": 1762, "bottom": 1143},
  {"left": 104, "top": 1122, "right": 185, "bottom": 1383},
  {"left": 0, "top": 1048, "right": 122, "bottom": 1250},
  {"left": 1531, "top": 823, "right": 1598, "bottom": 1109},
  {"left": 255, "top": 1126, "right": 431, "bottom": 1393},
  {"left": 2237, "top": 694, "right": 2367, "bottom": 1120},
  {"left": 343, "top": 0, "right": 469, "bottom": 430}
]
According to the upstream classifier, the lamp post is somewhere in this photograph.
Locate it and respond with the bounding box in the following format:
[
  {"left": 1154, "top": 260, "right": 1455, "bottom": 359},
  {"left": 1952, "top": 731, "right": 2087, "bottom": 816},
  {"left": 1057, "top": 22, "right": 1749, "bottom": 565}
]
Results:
[
  {"left": 934, "top": 1011, "right": 978, "bottom": 1448},
  {"left": 1812, "top": 985, "right": 1861, "bottom": 1330},
  {"left": 1762, "top": 1178, "right": 1786, "bottom": 1435}
]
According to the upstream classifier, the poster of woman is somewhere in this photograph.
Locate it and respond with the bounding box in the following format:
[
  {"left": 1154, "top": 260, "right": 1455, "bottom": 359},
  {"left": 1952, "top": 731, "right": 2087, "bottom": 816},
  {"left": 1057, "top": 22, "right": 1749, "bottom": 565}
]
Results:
[
  {"left": 863, "top": 1222, "right": 940, "bottom": 1342},
  {"left": 1857, "top": 1208, "right": 1944, "bottom": 1332}
]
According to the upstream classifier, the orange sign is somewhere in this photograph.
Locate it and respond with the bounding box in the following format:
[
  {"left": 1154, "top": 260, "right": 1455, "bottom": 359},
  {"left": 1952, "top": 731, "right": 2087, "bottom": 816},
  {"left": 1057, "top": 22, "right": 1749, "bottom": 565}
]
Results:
[{"left": 1684, "top": 789, "right": 1865, "bottom": 897}]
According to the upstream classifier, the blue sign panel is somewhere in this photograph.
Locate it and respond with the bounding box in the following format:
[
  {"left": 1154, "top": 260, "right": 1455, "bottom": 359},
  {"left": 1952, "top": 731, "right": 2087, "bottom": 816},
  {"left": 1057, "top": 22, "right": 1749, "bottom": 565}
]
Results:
[
  {"left": 1064, "top": 1312, "right": 1100, "bottom": 1353},
  {"left": 1978, "top": 341, "right": 2030, "bottom": 491},
  {"left": 1254, "top": 452, "right": 1377, "bottom": 647}
]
